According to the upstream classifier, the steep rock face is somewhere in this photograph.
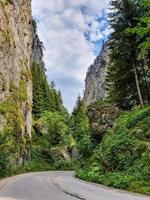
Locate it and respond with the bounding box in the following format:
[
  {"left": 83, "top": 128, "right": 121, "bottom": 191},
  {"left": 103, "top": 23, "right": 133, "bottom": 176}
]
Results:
[
  {"left": 84, "top": 42, "right": 109, "bottom": 106},
  {"left": 31, "top": 20, "right": 45, "bottom": 68},
  {"left": 0, "top": 0, "right": 32, "bottom": 164}
]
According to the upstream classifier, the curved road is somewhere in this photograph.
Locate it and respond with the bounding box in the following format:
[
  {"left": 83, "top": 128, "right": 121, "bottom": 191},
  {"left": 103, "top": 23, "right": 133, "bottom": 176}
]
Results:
[{"left": 0, "top": 172, "right": 149, "bottom": 200}]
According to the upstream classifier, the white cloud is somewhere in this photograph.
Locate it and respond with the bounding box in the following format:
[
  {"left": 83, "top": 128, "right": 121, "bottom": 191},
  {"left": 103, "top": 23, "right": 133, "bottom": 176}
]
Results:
[
  {"left": 32, "top": 0, "right": 109, "bottom": 111},
  {"left": 66, "top": 0, "right": 109, "bottom": 15}
]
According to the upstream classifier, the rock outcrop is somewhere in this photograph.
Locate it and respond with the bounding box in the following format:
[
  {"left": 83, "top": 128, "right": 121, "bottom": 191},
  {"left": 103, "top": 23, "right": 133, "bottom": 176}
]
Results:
[
  {"left": 87, "top": 102, "right": 120, "bottom": 143},
  {"left": 0, "top": 0, "right": 32, "bottom": 164},
  {"left": 84, "top": 42, "right": 109, "bottom": 106},
  {"left": 31, "top": 20, "right": 45, "bottom": 69}
]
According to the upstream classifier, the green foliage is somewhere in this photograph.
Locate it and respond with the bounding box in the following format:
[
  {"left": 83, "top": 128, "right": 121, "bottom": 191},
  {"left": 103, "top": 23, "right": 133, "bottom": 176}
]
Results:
[
  {"left": 18, "top": 80, "right": 28, "bottom": 101},
  {"left": 31, "top": 111, "right": 75, "bottom": 170},
  {"left": 36, "top": 111, "right": 69, "bottom": 148},
  {"left": 0, "top": 68, "right": 32, "bottom": 177},
  {"left": 71, "top": 96, "right": 92, "bottom": 157},
  {"left": 31, "top": 62, "right": 65, "bottom": 119},
  {"left": 0, "top": 134, "right": 11, "bottom": 177},
  {"left": 52, "top": 159, "right": 73, "bottom": 170},
  {"left": 76, "top": 106, "right": 150, "bottom": 195},
  {"left": 13, "top": 155, "right": 52, "bottom": 174},
  {"left": 31, "top": 63, "right": 55, "bottom": 118},
  {"left": 0, "top": 118, "right": 25, "bottom": 177},
  {"left": 126, "top": 107, "right": 150, "bottom": 128},
  {"left": 107, "top": 0, "right": 150, "bottom": 109},
  {"left": 128, "top": 0, "right": 150, "bottom": 55}
]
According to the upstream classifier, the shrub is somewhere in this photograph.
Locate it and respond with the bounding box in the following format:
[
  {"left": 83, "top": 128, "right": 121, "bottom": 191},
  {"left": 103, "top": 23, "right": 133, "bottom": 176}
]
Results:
[
  {"left": 0, "top": 151, "right": 10, "bottom": 177},
  {"left": 52, "top": 159, "right": 73, "bottom": 170}
]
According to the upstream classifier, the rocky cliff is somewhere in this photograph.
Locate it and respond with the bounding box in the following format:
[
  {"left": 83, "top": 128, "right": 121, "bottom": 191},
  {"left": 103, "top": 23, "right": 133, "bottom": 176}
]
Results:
[
  {"left": 84, "top": 42, "right": 109, "bottom": 106},
  {"left": 0, "top": 0, "right": 32, "bottom": 165},
  {"left": 31, "top": 20, "right": 45, "bottom": 69}
]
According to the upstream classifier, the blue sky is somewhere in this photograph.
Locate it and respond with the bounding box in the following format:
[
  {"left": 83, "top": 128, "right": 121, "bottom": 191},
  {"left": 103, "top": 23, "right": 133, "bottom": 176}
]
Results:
[{"left": 32, "top": 0, "right": 109, "bottom": 112}]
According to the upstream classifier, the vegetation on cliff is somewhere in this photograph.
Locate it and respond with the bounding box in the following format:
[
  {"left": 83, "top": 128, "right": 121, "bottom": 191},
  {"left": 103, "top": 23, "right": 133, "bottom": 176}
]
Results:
[{"left": 0, "top": 68, "right": 31, "bottom": 177}]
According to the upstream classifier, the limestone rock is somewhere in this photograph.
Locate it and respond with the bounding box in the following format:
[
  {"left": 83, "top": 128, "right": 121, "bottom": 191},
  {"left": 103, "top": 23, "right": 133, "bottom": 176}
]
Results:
[
  {"left": 31, "top": 20, "right": 45, "bottom": 69},
  {"left": 87, "top": 102, "right": 120, "bottom": 143},
  {"left": 0, "top": 0, "right": 32, "bottom": 164},
  {"left": 84, "top": 42, "right": 109, "bottom": 106}
]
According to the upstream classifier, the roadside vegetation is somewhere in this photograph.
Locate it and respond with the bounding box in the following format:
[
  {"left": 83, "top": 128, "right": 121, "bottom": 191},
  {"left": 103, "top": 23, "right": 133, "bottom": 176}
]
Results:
[{"left": 76, "top": 105, "right": 150, "bottom": 195}]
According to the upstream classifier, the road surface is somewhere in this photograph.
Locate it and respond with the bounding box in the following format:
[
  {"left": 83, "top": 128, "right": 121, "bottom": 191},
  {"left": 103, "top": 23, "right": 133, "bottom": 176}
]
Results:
[{"left": 0, "top": 171, "right": 149, "bottom": 200}]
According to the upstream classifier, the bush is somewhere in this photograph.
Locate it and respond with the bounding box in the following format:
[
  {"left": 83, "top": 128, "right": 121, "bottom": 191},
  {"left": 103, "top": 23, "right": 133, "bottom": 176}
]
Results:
[
  {"left": 129, "top": 181, "right": 150, "bottom": 195},
  {"left": 52, "top": 159, "right": 73, "bottom": 170},
  {"left": 0, "top": 151, "right": 11, "bottom": 177}
]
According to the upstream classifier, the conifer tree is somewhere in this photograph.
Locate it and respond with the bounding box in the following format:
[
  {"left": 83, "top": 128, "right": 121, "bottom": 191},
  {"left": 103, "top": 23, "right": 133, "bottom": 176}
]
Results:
[
  {"left": 128, "top": 0, "right": 150, "bottom": 102},
  {"left": 31, "top": 63, "right": 55, "bottom": 118},
  {"left": 134, "top": 0, "right": 150, "bottom": 55},
  {"left": 50, "top": 82, "right": 64, "bottom": 112},
  {"left": 71, "top": 96, "right": 91, "bottom": 157},
  {"left": 107, "top": 0, "right": 149, "bottom": 109}
]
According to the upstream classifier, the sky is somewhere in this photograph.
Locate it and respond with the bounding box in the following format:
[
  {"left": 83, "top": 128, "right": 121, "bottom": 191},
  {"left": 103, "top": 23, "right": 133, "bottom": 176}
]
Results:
[{"left": 32, "top": 0, "right": 109, "bottom": 112}]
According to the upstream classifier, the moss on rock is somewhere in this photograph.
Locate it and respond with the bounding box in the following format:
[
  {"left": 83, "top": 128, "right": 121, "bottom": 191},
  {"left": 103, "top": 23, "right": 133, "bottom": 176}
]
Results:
[{"left": 0, "top": 68, "right": 32, "bottom": 176}]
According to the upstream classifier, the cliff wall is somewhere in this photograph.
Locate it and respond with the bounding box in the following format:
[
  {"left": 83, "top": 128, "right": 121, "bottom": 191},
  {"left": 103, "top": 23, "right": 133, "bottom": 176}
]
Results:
[
  {"left": 84, "top": 43, "right": 109, "bottom": 106},
  {"left": 0, "top": 0, "right": 32, "bottom": 164}
]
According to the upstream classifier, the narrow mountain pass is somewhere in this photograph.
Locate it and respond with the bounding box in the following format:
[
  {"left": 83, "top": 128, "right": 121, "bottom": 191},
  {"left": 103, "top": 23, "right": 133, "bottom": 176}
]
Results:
[{"left": 0, "top": 172, "right": 149, "bottom": 200}]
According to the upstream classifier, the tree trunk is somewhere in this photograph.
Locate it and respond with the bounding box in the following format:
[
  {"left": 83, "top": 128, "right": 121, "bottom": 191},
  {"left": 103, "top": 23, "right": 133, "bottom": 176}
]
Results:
[
  {"left": 133, "top": 63, "right": 144, "bottom": 107},
  {"left": 141, "top": 58, "right": 150, "bottom": 103}
]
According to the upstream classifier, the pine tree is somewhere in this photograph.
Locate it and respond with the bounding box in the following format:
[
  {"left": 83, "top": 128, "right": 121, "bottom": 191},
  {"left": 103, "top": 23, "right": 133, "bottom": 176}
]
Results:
[
  {"left": 31, "top": 63, "right": 55, "bottom": 118},
  {"left": 128, "top": 0, "right": 150, "bottom": 102},
  {"left": 50, "top": 82, "right": 63, "bottom": 112},
  {"left": 134, "top": 0, "right": 150, "bottom": 55},
  {"left": 107, "top": 0, "right": 149, "bottom": 109},
  {"left": 31, "top": 62, "right": 67, "bottom": 119},
  {"left": 71, "top": 96, "right": 91, "bottom": 157}
]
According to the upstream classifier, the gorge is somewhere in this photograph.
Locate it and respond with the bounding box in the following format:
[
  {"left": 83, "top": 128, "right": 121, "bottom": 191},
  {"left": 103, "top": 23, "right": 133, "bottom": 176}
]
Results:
[{"left": 0, "top": 0, "right": 150, "bottom": 198}]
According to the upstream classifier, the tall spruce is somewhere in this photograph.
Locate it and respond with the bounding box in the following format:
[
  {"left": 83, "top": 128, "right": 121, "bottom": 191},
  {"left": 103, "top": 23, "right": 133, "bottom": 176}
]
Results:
[
  {"left": 71, "top": 96, "right": 91, "bottom": 157},
  {"left": 134, "top": 0, "right": 150, "bottom": 55},
  {"left": 31, "top": 63, "right": 55, "bottom": 118},
  {"left": 31, "top": 64, "right": 64, "bottom": 119},
  {"left": 31, "top": 20, "right": 64, "bottom": 118},
  {"left": 107, "top": 0, "right": 150, "bottom": 109},
  {"left": 128, "top": 0, "right": 150, "bottom": 102}
]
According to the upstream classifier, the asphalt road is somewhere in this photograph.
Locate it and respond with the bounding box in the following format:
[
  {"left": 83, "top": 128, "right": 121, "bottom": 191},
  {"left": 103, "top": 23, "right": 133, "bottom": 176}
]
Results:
[{"left": 0, "top": 171, "right": 149, "bottom": 200}]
